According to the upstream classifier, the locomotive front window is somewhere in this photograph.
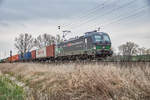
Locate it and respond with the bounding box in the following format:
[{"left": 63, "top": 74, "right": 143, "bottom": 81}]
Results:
[
  {"left": 103, "top": 35, "right": 110, "bottom": 42},
  {"left": 94, "top": 35, "right": 102, "bottom": 42}
]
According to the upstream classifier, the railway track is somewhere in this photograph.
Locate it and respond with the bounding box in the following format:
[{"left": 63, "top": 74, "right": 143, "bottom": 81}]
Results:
[{"left": 18, "top": 59, "right": 150, "bottom": 68}]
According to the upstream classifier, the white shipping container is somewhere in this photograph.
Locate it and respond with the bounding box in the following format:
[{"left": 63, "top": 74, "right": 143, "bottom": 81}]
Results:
[{"left": 36, "top": 47, "right": 47, "bottom": 58}]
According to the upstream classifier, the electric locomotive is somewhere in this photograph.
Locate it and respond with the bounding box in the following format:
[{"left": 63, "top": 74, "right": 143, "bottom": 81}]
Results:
[{"left": 55, "top": 30, "right": 113, "bottom": 60}]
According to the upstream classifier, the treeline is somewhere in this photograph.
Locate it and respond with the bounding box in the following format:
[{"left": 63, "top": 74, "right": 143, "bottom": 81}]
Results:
[
  {"left": 109, "top": 42, "right": 150, "bottom": 62},
  {"left": 14, "top": 33, "right": 63, "bottom": 54},
  {"left": 116, "top": 42, "right": 150, "bottom": 56}
]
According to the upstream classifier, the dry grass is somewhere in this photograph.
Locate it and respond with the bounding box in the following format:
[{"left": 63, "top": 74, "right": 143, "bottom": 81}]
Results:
[{"left": 0, "top": 62, "right": 150, "bottom": 100}]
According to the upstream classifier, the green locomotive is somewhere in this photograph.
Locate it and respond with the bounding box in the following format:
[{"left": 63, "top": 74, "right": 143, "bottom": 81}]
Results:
[{"left": 55, "top": 30, "right": 113, "bottom": 60}]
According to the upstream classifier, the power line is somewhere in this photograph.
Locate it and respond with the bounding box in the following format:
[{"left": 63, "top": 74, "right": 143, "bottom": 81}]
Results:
[
  {"left": 103, "top": 6, "right": 149, "bottom": 27},
  {"left": 63, "top": 0, "right": 108, "bottom": 26},
  {"left": 86, "top": 3, "right": 149, "bottom": 30},
  {"left": 72, "top": 0, "right": 137, "bottom": 30},
  {"left": 63, "top": 0, "right": 116, "bottom": 28},
  {"left": 71, "top": 0, "right": 137, "bottom": 30}
]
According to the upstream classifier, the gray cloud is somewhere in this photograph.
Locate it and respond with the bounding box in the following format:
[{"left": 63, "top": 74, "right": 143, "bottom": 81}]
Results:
[
  {"left": 117, "top": 32, "right": 150, "bottom": 39},
  {"left": 144, "top": 0, "right": 150, "bottom": 10},
  {"left": 0, "top": 21, "right": 9, "bottom": 27},
  {"left": 0, "top": 0, "right": 150, "bottom": 58},
  {"left": 0, "top": 0, "right": 3, "bottom": 7},
  {"left": 1, "top": 0, "right": 148, "bottom": 28},
  {"left": 0, "top": 0, "right": 3, "bottom": 4},
  {"left": 0, "top": 0, "right": 99, "bottom": 22},
  {"left": 146, "top": 0, "right": 150, "bottom": 5}
]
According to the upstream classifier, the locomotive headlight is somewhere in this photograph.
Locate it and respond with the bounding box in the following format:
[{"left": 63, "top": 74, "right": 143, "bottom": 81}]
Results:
[
  {"left": 110, "top": 47, "right": 112, "bottom": 50},
  {"left": 103, "top": 46, "right": 105, "bottom": 49},
  {"left": 93, "top": 46, "right": 96, "bottom": 50}
]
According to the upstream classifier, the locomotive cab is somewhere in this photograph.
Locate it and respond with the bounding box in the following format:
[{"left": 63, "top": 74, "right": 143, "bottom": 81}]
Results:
[{"left": 84, "top": 31, "right": 113, "bottom": 57}]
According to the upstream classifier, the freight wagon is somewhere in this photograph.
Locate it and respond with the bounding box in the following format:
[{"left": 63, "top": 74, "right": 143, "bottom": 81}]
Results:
[
  {"left": 24, "top": 52, "right": 31, "bottom": 61},
  {"left": 36, "top": 47, "right": 47, "bottom": 59},
  {"left": 19, "top": 52, "right": 32, "bottom": 61},
  {"left": 10, "top": 54, "right": 19, "bottom": 62},
  {"left": 36, "top": 44, "right": 55, "bottom": 61},
  {"left": 31, "top": 50, "right": 36, "bottom": 60}
]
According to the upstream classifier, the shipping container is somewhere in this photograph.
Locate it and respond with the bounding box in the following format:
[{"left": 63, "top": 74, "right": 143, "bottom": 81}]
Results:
[
  {"left": 24, "top": 52, "right": 32, "bottom": 60},
  {"left": 8, "top": 57, "right": 11, "bottom": 62},
  {"left": 18, "top": 52, "right": 32, "bottom": 61},
  {"left": 31, "top": 50, "right": 36, "bottom": 59},
  {"left": 11, "top": 54, "right": 19, "bottom": 62},
  {"left": 36, "top": 47, "right": 47, "bottom": 59},
  {"left": 46, "top": 44, "right": 55, "bottom": 57},
  {"left": 19, "top": 54, "right": 24, "bottom": 61}
]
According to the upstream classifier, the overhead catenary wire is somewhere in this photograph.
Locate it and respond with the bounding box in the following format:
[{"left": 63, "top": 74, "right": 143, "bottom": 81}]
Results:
[
  {"left": 63, "top": 0, "right": 108, "bottom": 27},
  {"left": 73, "top": 0, "right": 137, "bottom": 30},
  {"left": 103, "top": 6, "right": 149, "bottom": 27},
  {"left": 85, "top": 3, "right": 149, "bottom": 30},
  {"left": 63, "top": 0, "right": 109, "bottom": 28},
  {"left": 63, "top": 0, "right": 118, "bottom": 28},
  {"left": 70, "top": 0, "right": 137, "bottom": 30}
]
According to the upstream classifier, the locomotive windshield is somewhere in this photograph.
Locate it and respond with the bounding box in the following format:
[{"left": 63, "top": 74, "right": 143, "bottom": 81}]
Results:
[
  {"left": 94, "top": 35, "right": 103, "bottom": 42},
  {"left": 92, "top": 34, "right": 110, "bottom": 43},
  {"left": 103, "top": 34, "right": 110, "bottom": 42}
]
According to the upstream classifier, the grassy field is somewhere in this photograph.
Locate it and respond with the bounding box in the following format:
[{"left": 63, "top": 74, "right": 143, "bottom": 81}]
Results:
[
  {"left": 0, "top": 62, "right": 150, "bottom": 100},
  {"left": 0, "top": 73, "right": 25, "bottom": 100}
]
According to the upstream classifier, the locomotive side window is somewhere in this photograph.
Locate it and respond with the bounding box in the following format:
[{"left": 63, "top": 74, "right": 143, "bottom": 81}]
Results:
[
  {"left": 85, "top": 38, "right": 87, "bottom": 44},
  {"left": 87, "top": 37, "right": 93, "bottom": 49}
]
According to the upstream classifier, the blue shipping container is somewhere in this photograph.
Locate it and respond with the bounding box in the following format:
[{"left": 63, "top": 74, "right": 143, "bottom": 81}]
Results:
[
  {"left": 19, "top": 54, "right": 24, "bottom": 61},
  {"left": 24, "top": 52, "right": 32, "bottom": 60}
]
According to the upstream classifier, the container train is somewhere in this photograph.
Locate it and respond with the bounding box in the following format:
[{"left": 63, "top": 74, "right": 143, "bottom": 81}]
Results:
[{"left": 3, "top": 31, "right": 113, "bottom": 63}]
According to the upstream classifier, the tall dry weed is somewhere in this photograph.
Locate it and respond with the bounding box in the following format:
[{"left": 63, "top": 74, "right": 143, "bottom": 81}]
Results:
[{"left": 0, "top": 62, "right": 150, "bottom": 100}]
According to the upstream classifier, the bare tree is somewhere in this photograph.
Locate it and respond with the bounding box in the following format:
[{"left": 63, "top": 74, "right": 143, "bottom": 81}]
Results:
[
  {"left": 34, "top": 33, "right": 55, "bottom": 49},
  {"left": 34, "top": 34, "right": 63, "bottom": 49},
  {"left": 138, "top": 47, "right": 146, "bottom": 55},
  {"left": 146, "top": 49, "right": 150, "bottom": 55},
  {"left": 15, "top": 33, "right": 34, "bottom": 54},
  {"left": 55, "top": 34, "right": 63, "bottom": 44},
  {"left": 118, "top": 42, "right": 139, "bottom": 56}
]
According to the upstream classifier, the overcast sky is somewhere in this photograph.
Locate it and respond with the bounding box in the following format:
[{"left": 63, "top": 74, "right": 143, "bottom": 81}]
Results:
[{"left": 0, "top": 0, "right": 150, "bottom": 58}]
